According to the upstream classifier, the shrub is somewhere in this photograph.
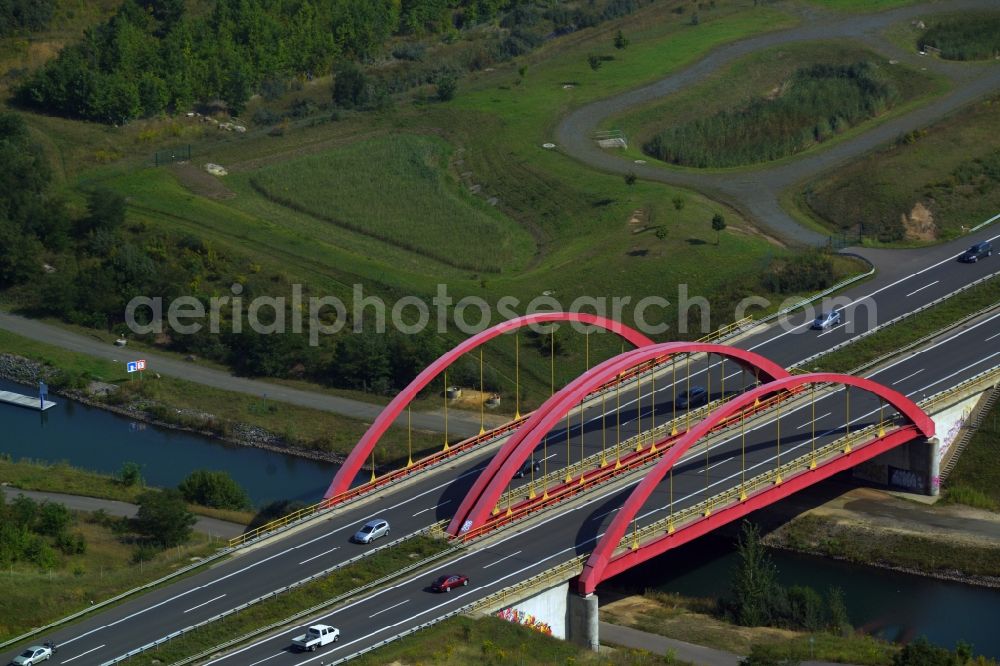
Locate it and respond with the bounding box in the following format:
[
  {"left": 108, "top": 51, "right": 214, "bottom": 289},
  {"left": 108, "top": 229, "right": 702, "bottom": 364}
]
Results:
[{"left": 178, "top": 470, "right": 251, "bottom": 511}]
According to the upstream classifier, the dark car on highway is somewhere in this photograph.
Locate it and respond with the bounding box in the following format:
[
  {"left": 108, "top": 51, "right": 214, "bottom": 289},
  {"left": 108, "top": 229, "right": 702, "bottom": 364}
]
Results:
[
  {"left": 675, "top": 386, "right": 708, "bottom": 409},
  {"left": 958, "top": 241, "right": 993, "bottom": 263},
  {"left": 431, "top": 574, "right": 469, "bottom": 592},
  {"left": 513, "top": 458, "right": 542, "bottom": 479}
]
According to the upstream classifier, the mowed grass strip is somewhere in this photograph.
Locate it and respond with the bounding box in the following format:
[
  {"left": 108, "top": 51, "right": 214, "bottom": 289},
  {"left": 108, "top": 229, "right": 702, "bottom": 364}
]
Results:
[
  {"left": 123, "top": 535, "right": 450, "bottom": 665},
  {"left": 247, "top": 134, "right": 535, "bottom": 274},
  {"left": 812, "top": 275, "right": 1000, "bottom": 373}
]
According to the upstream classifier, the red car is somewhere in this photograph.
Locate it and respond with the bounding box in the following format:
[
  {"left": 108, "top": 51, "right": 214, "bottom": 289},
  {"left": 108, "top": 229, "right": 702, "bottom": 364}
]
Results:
[{"left": 431, "top": 574, "right": 469, "bottom": 592}]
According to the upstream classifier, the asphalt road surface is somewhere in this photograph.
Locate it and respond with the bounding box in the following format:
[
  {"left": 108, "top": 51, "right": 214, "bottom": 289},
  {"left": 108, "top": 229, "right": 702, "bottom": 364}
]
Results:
[{"left": 8, "top": 238, "right": 999, "bottom": 666}]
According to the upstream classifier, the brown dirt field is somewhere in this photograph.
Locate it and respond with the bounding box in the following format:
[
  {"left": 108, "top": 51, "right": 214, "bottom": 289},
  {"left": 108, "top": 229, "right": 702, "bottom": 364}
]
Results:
[{"left": 169, "top": 162, "right": 236, "bottom": 200}]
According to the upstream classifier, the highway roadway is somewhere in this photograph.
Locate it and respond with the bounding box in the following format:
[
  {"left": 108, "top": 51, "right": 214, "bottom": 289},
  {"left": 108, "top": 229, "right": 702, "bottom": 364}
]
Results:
[
  {"left": 207, "top": 305, "right": 1000, "bottom": 666},
  {"left": 5, "top": 230, "right": 998, "bottom": 665}
]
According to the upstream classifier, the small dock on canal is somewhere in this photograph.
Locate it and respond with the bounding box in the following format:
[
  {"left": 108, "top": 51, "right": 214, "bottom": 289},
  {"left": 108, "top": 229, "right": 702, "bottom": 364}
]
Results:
[{"left": 0, "top": 389, "right": 56, "bottom": 411}]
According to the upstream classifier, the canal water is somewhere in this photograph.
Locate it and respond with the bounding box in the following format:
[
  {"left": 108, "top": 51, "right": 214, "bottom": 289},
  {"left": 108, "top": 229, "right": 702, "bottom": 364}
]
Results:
[
  {"left": 4, "top": 378, "right": 1000, "bottom": 656},
  {"left": 606, "top": 529, "right": 1000, "bottom": 659},
  {"left": 0, "top": 377, "right": 336, "bottom": 506}
]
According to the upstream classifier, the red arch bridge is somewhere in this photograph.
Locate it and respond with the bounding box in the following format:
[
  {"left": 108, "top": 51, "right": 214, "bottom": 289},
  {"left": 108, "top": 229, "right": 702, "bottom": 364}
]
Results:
[{"left": 317, "top": 312, "right": 934, "bottom": 596}]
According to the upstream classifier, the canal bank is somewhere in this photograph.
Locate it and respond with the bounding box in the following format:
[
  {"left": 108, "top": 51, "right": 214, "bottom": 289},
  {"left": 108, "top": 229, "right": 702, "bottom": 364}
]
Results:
[
  {"left": 0, "top": 374, "right": 338, "bottom": 506},
  {"left": 5, "top": 363, "right": 1000, "bottom": 658}
]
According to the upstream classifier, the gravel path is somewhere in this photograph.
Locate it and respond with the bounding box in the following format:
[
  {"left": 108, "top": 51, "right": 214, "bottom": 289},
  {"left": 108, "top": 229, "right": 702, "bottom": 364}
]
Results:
[{"left": 556, "top": 0, "right": 1000, "bottom": 246}]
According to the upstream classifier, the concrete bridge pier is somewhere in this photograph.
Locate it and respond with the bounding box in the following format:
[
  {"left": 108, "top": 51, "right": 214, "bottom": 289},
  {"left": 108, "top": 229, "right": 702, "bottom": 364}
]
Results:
[
  {"left": 853, "top": 436, "right": 940, "bottom": 496},
  {"left": 568, "top": 592, "right": 600, "bottom": 651}
]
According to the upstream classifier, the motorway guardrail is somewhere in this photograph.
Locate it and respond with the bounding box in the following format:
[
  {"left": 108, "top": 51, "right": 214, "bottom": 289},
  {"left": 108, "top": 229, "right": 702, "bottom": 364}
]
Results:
[
  {"left": 0, "top": 544, "right": 234, "bottom": 652},
  {"left": 103, "top": 523, "right": 455, "bottom": 666},
  {"left": 792, "top": 271, "right": 1000, "bottom": 371}
]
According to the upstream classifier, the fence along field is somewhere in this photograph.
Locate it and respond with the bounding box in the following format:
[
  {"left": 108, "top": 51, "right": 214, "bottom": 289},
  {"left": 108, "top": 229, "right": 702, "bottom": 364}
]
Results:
[{"left": 246, "top": 134, "right": 535, "bottom": 274}]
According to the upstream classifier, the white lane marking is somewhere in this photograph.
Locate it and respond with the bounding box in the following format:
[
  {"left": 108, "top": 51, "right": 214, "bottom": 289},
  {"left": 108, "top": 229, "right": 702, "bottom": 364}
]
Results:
[
  {"left": 183, "top": 594, "right": 226, "bottom": 614},
  {"left": 913, "top": 351, "right": 1000, "bottom": 394},
  {"left": 60, "top": 644, "right": 105, "bottom": 663},
  {"left": 201, "top": 308, "right": 1000, "bottom": 665},
  {"left": 905, "top": 280, "right": 939, "bottom": 297},
  {"left": 483, "top": 550, "right": 523, "bottom": 569},
  {"left": 697, "top": 456, "right": 735, "bottom": 473},
  {"left": 891, "top": 369, "right": 924, "bottom": 386},
  {"left": 816, "top": 323, "right": 846, "bottom": 337},
  {"left": 243, "top": 652, "right": 281, "bottom": 666},
  {"left": 56, "top": 625, "right": 106, "bottom": 647},
  {"left": 299, "top": 547, "right": 339, "bottom": 565},
  {"left": 369, "top": 599, "right": 409, "bottom": 618},
  {"left": 986, "top": 331, "right": 1000, "bottom": 342},
  {"left": 211, "top": 343, "right": 1000, "bottom": 666},
  {"left": 868, "top": 310, "right": 1000, "bottom": 379},
  {"left": 747, "top": 233, "right": 1000, "bottom": 352},
  {"left": 796, "top": 412, "right": 831, "bottom": 430},
  {"left": 412, "top": 500, "right": 452, "bottom": 517}
]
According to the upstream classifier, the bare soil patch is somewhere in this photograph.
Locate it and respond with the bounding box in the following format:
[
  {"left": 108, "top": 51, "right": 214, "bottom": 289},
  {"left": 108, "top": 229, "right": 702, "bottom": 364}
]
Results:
[{"left": 169, "top": 162, "right": 235, "bottom": 200}]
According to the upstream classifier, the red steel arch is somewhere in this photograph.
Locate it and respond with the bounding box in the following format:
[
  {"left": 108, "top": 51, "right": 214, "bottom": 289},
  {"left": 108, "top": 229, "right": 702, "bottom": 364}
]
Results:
[
  {"left": 447, "top": 342, "right": 790, "bottom": 536},
  {"left": 324, "top": 312, "right": 655, "bottom": 499},
  {"left": 577, "top": 372, "right": 934, "bottom": 594}
]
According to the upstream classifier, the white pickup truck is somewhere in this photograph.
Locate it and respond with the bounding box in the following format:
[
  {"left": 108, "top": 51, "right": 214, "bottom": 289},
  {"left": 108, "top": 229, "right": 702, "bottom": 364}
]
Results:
[{"left": 291, "top": 624, "right": 340, "bottom": 652}]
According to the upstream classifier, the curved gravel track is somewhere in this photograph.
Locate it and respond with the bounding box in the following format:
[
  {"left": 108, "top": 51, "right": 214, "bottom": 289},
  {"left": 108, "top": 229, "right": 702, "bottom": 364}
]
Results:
[{"left": 555, "top": 0, "right": 1000, "bottom": 246}]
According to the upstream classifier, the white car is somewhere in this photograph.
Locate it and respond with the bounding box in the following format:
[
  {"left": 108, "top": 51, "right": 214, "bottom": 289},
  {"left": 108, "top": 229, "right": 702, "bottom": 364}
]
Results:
[
  {"left": 351, "top": 519, "right": 389, "bottom": 544},
  {"left": 11, "top": 644, "right": 55, "bottom": 665},
  {"left": 291, "top": 624, "right": 339, "bottom": 652}
]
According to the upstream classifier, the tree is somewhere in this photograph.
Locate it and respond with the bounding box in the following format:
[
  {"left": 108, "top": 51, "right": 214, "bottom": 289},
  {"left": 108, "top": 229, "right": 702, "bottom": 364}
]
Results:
[
  {"left": 178, "top": 470, "right": 251, "bottom": 510},
  {"left": 332, "top": 61, "right": 368, "bottom": 109},
  {"left": 729, "top": 521, "right": 778, "bottom": 626},
  {"left": 614, "top": 30, "right": 629, "bottom": 50},
  {"left": 587, "top": 54, "right": 603, "bottom": 71},
  {"left": 893, "top": 637, "right": 959, "bottom": 666},
  {"left": 624, "top": 170, "right": 637, "bottom": 187},
  {"left": 133, "top": 489, "right": 195, "bottom": 547},
  {"left": 712, "top": 212, "right": 727, "bottom": 244},
  {"left": 78, "top": 188, "right": 126, "bottom": 238}
]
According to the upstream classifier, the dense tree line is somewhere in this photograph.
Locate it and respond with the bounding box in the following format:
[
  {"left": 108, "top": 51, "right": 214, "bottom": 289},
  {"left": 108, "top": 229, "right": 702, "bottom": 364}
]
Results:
[
  {"left": 0, "top": 491, "right": 85, "bottom": 570},
  {"left": 921, "top": 16, "right": 1000, "bottom": 61},
  {"left": 15, "top": 0, "right": 526, "bottom": 122},
  {"left": 644, "top": 61, "right": 899, "bottom": 168},
  {"left": 0, "top": 0, "right": 55, "bottom": 36}
]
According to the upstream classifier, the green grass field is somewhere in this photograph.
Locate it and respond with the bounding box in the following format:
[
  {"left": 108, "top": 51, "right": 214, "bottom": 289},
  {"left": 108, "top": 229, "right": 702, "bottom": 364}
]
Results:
[
  {"left": 0, "top": 507, "right": 220, "bottom": 639},
  {"left": 89, "top": 1, "right": 820, "bottom": 412},
  {"left": 798, "top": 95, "right": 1000, "bottom": 244},
  {"left": 603, "top": 42, "right": 943, "bottom": 169},
  {"left": 246, "top": 134, "right": 535, "bottom": 274}
]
